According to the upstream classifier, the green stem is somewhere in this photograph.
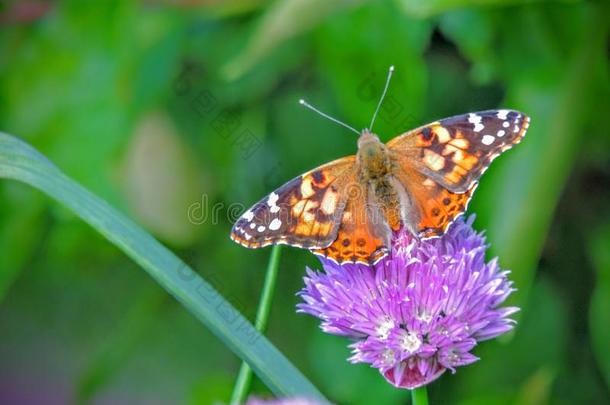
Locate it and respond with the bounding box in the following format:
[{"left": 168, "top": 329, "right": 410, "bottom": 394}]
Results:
[
  {"left": 411, "top": 386, "right": 429, "bottom": 405},
  {"left": 230, "top": 245, "right": 282, "bottom": 404}
]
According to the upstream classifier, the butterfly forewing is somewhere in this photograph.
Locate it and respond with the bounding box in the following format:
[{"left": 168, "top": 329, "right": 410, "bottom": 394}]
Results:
[
  {"left": 231, "top": 157, "right": 355, "bottom": 250},
  {"left": 387, "top": 109, "right": 530, "bottom": 193}
]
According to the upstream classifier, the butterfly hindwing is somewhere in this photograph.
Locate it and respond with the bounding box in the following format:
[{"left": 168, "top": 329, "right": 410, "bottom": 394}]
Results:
[
  {"left": 393, "top": 168, "right": 478, "bottom": 238},
  {"left": 312, "top": 176, "right": 389, "bottom": 265},
  {"left": 231, "top": 157, "right": 355, "bottom": 250},
  {"left": 387, "top": 109, "right": 530, "bottom": 193}
]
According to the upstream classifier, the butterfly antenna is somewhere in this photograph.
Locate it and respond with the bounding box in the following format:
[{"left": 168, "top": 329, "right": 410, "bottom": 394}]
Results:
[
  {"left": 369, "top": 65, "right": 395, "bottom": 131},
  {"left": 299, "top": 99, "right": 360, "bottom": 135}
]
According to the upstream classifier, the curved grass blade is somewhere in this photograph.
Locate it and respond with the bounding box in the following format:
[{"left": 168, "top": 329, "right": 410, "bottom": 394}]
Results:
[{"left": 0, "top": 132, "right": 326, "bottom": 402}]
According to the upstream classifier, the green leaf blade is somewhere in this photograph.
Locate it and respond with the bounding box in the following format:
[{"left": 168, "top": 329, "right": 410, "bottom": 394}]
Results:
[{"left": 0, "top": 132, "right": 326, "bottom": 402}]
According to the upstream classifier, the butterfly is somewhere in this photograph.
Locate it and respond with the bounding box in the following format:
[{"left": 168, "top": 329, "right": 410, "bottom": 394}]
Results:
[{"left": 230, "top": 68, "right": 529, "bottom": 265}]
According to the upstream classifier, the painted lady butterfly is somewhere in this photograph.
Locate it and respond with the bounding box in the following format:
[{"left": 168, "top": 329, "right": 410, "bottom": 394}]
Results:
[{"left": 231, "top": 69, "right": 529, "bottom": 265}]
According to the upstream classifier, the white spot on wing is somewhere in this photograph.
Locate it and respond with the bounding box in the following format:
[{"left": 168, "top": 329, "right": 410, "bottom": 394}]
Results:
[
  {"left": 257, "top": 225, "right": 266, "bottom": 232},
  {"left": 497, "top": 110, "right": 510, "bottom": 119},
  {"left": 243, "top": 210, "right": 254, "bottom": 222},
  {"left": 266, "top": 192, "right": 282, "bottom": 213},
  {"left": 482, "top": 135, "right": 495, "bottom": 145},
  {"left": 269, "top": 218, "right": 282, "bottom": 231},
  {"left": 468, "top": 113, "right": 484, "bottom": 132},
  {"left": 249, "top": 223, "right": 255, "bottom": 229},
  {"left": 497, "top": 130, "right": 505, "bottom": 137},
  {"left": 503, "top": 121, "right": 510, "bottom": 128},
  {"left": 267, "top": 192, "right": 279, "bottom": 206}
]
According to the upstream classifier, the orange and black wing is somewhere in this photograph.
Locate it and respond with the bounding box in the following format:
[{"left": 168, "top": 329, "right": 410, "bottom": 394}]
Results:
[
  {"left": 230, "top": 156, "right": 355, "bottom": 250},
  {"left": 388, "top": 110, "right": 530, "bottom": 237},
  {"left": 387, "top": 110, "right": 529, "bottom": 193},
  {"left": 312, "top": 175, "right": 390, "bottom": 265},
  {"left": 392, "top": 169, "right": 478, "bottom": 238}
]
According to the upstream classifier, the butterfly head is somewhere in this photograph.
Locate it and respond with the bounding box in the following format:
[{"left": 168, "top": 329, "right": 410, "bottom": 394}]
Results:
[
  {"left": 357, "top": 129, "right": 382, "bottom": 150},
  {"left": 357, "top": 129, "right": 389, "bottom": 177},
  {"left": 358, "top": 128, "right": 379, "bottom": 142}
]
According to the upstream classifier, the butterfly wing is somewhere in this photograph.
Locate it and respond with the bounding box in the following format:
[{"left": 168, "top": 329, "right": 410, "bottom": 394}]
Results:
[
  {"left": 393, "top": 168, "right": 478, "bottom": 237},
  {"left": 387, "top": 110, "right": 530, "bottom": 193},
  {"left": 231, "top": 156, "right": 356, "bottom": 250},
  {"left": 387, "top": 109, "right": 530, "bottom": 237},
  {"left": 312, "top": 174, "right": 390, "bottom": 265}
]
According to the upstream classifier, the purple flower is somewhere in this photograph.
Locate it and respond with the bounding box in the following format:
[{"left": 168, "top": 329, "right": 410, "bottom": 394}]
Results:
[{"left": 298, "top": 216, "right": 519, "bottom": 389}]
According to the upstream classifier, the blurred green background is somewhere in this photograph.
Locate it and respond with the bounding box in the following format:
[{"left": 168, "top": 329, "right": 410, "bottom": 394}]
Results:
[{"left": 1, "top": 0, "right": 609, "bottom": 404}]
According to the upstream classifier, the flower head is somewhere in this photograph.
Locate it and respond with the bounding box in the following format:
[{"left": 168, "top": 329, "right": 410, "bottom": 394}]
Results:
[{"left": 298, "top": 216, "right": 518, "bottom": 389}]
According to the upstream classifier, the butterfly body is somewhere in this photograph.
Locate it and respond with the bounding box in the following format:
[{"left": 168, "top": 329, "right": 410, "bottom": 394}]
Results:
[
  {"left": 231, "top": 110, "right": 530, "bottom": 265},
  {"left": 357, "top": 130, "right": 391, "bottom": 179},
  {"left": 356, "top": 130, "right": 406, "bottom": 232}
]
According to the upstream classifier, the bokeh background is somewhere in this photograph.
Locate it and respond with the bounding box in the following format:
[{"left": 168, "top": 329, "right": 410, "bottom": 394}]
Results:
[{"left": 1, "top": 0, "right": 609, "bottom": 404}]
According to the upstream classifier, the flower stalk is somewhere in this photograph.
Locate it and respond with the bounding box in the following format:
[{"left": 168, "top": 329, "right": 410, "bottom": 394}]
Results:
[{"left": 411, "top": 386, "right": 428, "bottom": 405}]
